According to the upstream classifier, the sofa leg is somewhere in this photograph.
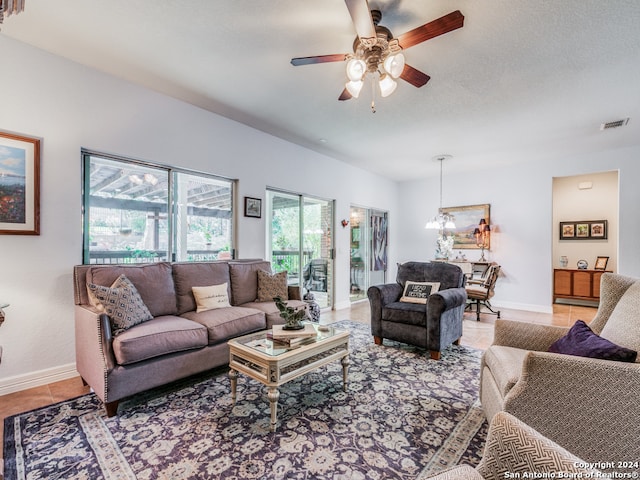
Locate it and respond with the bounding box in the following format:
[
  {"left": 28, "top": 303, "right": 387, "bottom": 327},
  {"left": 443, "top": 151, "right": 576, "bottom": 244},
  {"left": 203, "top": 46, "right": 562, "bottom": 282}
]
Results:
[
  {"left": 105, "top": 401, "right": 119, "bottom": 417},
  {"left": 373, "top": 336, "right": 383, "bottom": 345},
  {"left": 430, "top": 350, "right": 441, "bottom": 360},
  {"left": 80, "top": 376, "right": 88, "bottom": 387},
  {"left": 453, "top": 338, "right": 460, "bottom": 345}
]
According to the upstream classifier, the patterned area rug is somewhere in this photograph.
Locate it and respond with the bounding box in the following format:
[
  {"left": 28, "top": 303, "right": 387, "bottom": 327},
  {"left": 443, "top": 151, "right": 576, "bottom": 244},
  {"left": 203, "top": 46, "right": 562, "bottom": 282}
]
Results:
[{"left": 4, "top": 321, "right": 487, "bottom": 480}]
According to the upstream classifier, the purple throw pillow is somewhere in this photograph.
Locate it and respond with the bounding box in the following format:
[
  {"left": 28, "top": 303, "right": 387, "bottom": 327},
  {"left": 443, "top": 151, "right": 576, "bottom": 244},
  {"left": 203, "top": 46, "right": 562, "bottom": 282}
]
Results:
[{"left": 548, "top": 320, "right": 637, "bottom": 362}]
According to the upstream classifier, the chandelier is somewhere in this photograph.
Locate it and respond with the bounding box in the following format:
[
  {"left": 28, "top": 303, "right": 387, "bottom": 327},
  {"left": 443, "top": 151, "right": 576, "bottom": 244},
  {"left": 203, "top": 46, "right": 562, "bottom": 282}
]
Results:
[
  {"left": 425, "top": 155, "right": 456, "bottom": 230},
  {"left": 343, "top": 10, "right": 405, "bottom": 102},
  {"left": 0, "top": 0, "right": 24, "bottom": 24}
]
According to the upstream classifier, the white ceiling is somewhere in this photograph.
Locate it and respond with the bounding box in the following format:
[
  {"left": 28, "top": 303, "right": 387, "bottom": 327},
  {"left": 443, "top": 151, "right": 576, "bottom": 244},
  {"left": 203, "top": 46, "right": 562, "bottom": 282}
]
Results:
[{"left": 2, "top": 0, "right": 640, "bottom": 181}]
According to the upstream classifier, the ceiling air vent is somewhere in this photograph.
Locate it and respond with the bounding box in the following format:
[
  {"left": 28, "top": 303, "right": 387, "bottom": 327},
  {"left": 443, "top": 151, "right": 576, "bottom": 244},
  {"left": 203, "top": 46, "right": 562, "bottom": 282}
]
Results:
[{"left": 600, "top": 118, "right": 630, "bottom": 130}]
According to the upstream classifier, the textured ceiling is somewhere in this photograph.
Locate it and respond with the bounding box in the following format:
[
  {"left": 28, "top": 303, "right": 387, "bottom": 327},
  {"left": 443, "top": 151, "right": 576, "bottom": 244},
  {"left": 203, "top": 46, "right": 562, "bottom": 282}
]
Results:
[{"left": 2, "top": 0, "right": 640, "bottom": 181}]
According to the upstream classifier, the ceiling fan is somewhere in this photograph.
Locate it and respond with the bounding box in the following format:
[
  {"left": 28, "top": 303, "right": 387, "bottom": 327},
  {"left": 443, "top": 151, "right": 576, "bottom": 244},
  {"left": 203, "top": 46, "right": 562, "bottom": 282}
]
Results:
[{"left": 291, "top": 0, "right": 464, "bottom": 105}]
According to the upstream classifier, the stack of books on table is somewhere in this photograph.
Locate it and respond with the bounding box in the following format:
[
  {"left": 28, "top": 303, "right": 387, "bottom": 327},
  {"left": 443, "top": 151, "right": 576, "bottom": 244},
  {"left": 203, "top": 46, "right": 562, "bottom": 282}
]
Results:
[{"left": 267, "top": 324, "right": 317, "bottom": 346}]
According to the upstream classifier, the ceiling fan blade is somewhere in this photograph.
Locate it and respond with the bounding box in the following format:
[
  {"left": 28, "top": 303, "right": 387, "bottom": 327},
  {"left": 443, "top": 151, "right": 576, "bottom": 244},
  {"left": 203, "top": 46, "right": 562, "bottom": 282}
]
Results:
[
  {"left": 397, "top": 10, "right": 464, "bottom": 49},
  {"left": 344, "top": 0, "right": 376, "bottom": 40},
  {"left": 338, "top": 88, "right": 352, "bottom": 101},
  {"left": 291, "top": 54, "right": 349, "bottom": 66},
  {"left": 400, "top": 64, "right": 431, "bottom": 88}
]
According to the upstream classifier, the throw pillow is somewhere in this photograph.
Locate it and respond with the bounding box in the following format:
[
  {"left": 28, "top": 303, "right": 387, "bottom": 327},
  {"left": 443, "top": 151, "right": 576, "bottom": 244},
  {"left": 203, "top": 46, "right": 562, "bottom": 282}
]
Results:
[
  {"left": 87, "top": 274, "right": 153, "bottom": 336},
  {"left": 548, "top": 320, "right": 637, "bottom": 362},
  {"left": 192, "top": 283, "right": 231, "bottom": 312},
  {"left": 399, "top": 281, "right": 440, "bottom": 304},
  {"left": 256, "top": 269, "right": 288, "bottom": 302}
]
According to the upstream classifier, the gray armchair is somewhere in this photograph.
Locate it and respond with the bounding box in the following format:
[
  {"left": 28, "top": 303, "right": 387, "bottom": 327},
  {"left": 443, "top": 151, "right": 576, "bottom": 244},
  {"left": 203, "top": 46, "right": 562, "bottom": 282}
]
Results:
[
  {"left": 480, "top": 272, "right": 640, "bottom": 466},
  {"left": 420, "top": 412, "right": 599, "bottom": 480},
  {"left": 368, "top": 261, "right": 467, "bottom": 360}
]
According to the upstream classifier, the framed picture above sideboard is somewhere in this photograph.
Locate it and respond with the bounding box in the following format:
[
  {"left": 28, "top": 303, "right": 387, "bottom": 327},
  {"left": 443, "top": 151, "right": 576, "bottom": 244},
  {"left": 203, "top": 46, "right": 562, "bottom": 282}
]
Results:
[{"left": 559, "top": 220, "right": 607, "bottom": 240}]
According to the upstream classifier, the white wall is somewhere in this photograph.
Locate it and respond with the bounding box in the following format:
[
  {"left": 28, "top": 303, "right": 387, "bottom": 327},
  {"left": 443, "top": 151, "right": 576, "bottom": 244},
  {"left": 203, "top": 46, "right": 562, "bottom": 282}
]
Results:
[
  {"left": 553, "top": 171, "right": 618, "bottom": 272},
  {"left": 0, "top": 37, "right": 398, "bottom": 392},
  {"left": 397, "top": 148, "right": 640, "bottom": 312}
]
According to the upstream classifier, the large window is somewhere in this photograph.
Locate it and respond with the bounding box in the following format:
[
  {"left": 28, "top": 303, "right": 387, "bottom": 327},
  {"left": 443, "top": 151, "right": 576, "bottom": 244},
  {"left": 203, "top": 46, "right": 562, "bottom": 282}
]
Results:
[{"left": 82, "top": 151, "right": 235, "bottom": 264}]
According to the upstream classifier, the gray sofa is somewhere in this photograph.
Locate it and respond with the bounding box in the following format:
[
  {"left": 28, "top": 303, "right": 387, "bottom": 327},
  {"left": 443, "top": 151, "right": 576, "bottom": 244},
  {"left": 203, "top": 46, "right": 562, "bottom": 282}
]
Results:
[
  {"left": 368, "top": 261, "right": 467, "bottom": 359},
  {"left": 73, "top": 259, "right": 307, "bottom": 416}
]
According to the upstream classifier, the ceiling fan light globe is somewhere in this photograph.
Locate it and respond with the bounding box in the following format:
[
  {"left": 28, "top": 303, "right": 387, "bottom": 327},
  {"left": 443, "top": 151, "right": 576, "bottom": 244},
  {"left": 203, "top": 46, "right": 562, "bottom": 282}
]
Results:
[
  {"left": 379, "top": 74, "right": 397, "bottom": 97},
  {"left": 346, "top": 59, "right": 366, "bottom": 81},
  {"left": 383, "top": 53, "right": 405, "bottom": 78},
  {"left": 345, "top": 80, "right": 364, "bottom": 98}
]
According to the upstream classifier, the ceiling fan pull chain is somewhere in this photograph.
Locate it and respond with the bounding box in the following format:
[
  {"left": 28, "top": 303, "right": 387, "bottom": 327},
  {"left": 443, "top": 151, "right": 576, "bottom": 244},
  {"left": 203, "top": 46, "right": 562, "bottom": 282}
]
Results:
[{"left": 370, "top": 76, "right": 377, "bottom": 113}]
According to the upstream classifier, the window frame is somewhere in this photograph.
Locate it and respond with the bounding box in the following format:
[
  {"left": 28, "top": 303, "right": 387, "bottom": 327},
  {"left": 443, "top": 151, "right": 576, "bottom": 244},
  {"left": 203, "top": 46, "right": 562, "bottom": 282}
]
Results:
[{"left": 81, "top": 149, "right": 236, "bottom": 264}]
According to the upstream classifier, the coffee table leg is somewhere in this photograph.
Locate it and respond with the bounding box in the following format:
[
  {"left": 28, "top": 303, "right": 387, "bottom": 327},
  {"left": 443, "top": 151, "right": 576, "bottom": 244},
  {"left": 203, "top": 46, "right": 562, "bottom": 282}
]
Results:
[
  {"left": 341, "top": 354, "right": 350, "bottom": 392},
  {"left": 267, "top": 387, "right": 280, "bottom": 432},
  {"left": 229, "top": 369, "right": 238, "bottom": 404}
]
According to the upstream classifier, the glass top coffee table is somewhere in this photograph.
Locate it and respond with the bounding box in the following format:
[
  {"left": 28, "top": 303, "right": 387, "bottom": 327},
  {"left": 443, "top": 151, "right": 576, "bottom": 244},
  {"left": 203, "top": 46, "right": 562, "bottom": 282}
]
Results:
[{"left": 228, "top": 323, "right": 350, "bottom": 432}]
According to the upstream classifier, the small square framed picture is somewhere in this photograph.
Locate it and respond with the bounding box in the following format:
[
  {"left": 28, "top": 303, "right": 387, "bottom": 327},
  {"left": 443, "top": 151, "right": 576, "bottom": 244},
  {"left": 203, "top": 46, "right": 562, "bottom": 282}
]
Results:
[
  {"left": 560, "top": 222, "right": 575, "bottom": 239},
  {"left": 590, "top": 222, "right": 606, "bottom": 238},
  {"left": 594, "top": 256, "right": 609, "bottom": 270},
  {"left": 244, "top": 197, "right": 262, "bottom": 218},
  {"left": 576, "top": 223, "right": 589, "bottom": 238}
]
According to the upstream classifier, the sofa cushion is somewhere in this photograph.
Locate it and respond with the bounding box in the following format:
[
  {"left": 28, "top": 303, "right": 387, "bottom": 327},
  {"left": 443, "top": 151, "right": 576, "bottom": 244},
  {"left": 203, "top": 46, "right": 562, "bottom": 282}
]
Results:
[
  {"left": 86, "top": 262, "right": 177, "bottom": 317},
  {"left": 483, "top": 346, "right": 529, "bottom": 397},
  {"left": 257, "top": 269, "right": 288, "bottom": 302},
  {"left": 549, "top": 320, "right": 637, "bottom": 362},
  {"left": 112, "top": 315, "right": 208, "bottom": 365},
  {"left": 382, "top": 301, "right": 426, "bottom": 326},
  {"left": 240, "top": 299, "right": 308, "bottom": 328},
  {"left": 192, "top": 283, "right": 231, "bottom": 312},
  {"left": 228, "top": 261, "right": 271, "bottom": 305},
  {"left": 181, "top": 306, "right": 266, "bottom": 345},
  {"left": 87, "top": 274, "right": 153, "bottom": 336},
  {"left": 172, "top": 261, "right": 231, "bottom": 315},
  {"left": 600, "top": 281, "right": 640, "bottom": 362}
]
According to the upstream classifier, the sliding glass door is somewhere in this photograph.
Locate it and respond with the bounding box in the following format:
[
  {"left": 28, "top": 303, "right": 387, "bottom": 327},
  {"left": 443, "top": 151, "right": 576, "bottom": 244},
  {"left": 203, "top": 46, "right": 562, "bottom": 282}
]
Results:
[
  {"left": 267, "top": 190, "right": 334, "bottom": 309},
  {"left": 350, "top": 206, "right": 388, "bottom": 302}
]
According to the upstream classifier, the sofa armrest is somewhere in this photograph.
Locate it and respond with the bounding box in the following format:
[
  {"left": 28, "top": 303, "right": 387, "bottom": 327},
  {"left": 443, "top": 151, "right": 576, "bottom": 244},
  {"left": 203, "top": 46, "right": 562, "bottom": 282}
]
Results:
[
  {"left": 505, "top": 351, "right": 640, "bottom": 464},
  {"left": 492, "top": 319, "right": 569, "bottom": 351},
  {"left": 476, "top": 412, "right": 598, "bottom": 479},
  {"left": 75, "top": 305, "right": 116, "bottom": 402},
  {"left": 427, "top": 287, "right": 467, "bottom": 317},
  {"left": 288, "top": 285, "right": 302, "bottom": 301}
]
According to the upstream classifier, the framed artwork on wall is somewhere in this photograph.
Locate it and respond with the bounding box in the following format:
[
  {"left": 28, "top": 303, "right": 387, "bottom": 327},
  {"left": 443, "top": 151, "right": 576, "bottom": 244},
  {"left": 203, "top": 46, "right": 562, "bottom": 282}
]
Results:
[
  {"left": 244, "top": 197, "right": 262, "bottom": 218},
  {"left": 0, "top": 131, "right": 41, "bottom": 235},
  {"left": 559, "top": 220, "right": 607, "bottom": 240},
  {"left": 440, "top": 203, "right": 490, "bottom": 250}
]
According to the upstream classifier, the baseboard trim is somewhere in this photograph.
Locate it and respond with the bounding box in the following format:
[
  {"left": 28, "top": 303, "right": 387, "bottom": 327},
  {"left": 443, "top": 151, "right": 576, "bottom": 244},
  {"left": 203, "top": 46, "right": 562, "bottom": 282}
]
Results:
[
  {"left": 0, "top": 363, "right": 78, "bottom": 396},
  {"left": 492, "top": 301, "right": 553, "bottom": 314}
]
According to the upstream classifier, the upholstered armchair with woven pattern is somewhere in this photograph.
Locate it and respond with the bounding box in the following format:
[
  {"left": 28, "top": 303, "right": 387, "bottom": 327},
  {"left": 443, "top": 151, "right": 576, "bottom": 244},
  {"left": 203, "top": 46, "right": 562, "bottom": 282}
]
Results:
[
  {"left": 368, "top": 261, "right": 467, "bottom": 360},
  {"left": 480, "top": 272, "right": 640, "bottom": 466},
  {"left": 421, "top": 412, "right": 599, "bottom": 480}
]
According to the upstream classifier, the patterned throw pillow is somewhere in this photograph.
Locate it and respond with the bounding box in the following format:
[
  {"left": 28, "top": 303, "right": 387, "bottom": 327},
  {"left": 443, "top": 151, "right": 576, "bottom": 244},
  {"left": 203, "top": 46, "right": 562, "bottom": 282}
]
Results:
[
  {"left": 256, "top": 270, "right": 288, "bottom": 302},
  {"left": 399, "top": 281, "right": 440, "bottom": 304},
  {"left": 192, "top": 283, "right": 231, "bottom": 312},
  {"left": 87, "top": 274, "right": 153, "bottom": 336}
]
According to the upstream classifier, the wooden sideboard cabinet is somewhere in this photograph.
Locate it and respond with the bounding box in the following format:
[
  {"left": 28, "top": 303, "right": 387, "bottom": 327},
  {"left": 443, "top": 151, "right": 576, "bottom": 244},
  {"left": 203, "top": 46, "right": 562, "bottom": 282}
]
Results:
[{"left": 553, "top": 269, "right": 610, "bottom": 303}]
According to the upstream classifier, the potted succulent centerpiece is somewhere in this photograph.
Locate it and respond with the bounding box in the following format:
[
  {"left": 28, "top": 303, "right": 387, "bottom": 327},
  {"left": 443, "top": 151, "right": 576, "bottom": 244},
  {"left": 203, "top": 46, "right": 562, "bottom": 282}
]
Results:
[{"left": 274, "top": 296, "right": 307, "bottom": 330}]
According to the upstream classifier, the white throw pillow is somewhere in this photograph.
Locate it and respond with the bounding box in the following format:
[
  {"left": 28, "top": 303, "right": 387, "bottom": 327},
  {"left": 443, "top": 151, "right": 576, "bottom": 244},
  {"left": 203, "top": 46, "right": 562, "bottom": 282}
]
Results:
[
  {"left": 399, "top": 281, "right": 440, "bottom": 304},
  {"left": 192, "top": 283, "right": 231, "bottom": 312}
]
